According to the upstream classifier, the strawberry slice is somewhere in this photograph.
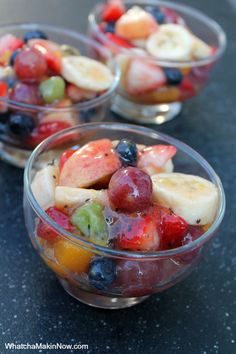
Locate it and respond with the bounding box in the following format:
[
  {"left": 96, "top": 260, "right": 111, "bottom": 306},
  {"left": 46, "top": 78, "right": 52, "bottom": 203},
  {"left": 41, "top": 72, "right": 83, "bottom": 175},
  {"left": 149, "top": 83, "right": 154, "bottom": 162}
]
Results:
[
  {"left": 102, "top": 0, "right": 125, "bottom": 22},
  {"left": 126, "top": 58, "right": 166, "bottom": 95},
  {"left": 138, "top": 145, "right": 177, "bottom": 173},
  {"left": 0, "top": 81, "right": 8, "bottom": 111},
  {"left": 115, "top": 207, "right": 160, "bottom": 251},
  {"left": 26, "top": 120, "right": 72, "bottom": 147},
  {"left": 59, "top": 148, "right": 77, "bottom": 171},
  {"left": 0, "top": 34, "right": 24, "bottom": 57},
  {"left": 28, "top": 39, "right": 62, "bottom": 74},
  {"left": 159, "top": 208, "right": 188, "bottom": 249},
  {"left": 179, "top": 77, "right": 195, "bottom": 100},
  {"left": 37, "top": 207, "right": 74, "bottom": 242},
  {"left": 66, "top": 84, "right": 97, "bottom": 103},
  {"left": 105, "top": 33, "right": 133, "bottom": 48}
]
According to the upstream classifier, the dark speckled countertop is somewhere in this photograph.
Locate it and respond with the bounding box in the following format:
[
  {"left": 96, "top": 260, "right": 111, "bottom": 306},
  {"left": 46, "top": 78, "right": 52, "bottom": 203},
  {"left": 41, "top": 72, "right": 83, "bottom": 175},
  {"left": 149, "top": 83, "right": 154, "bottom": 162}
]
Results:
[{"left": 0, "top": 1, "right": 236, "bottom": 353}]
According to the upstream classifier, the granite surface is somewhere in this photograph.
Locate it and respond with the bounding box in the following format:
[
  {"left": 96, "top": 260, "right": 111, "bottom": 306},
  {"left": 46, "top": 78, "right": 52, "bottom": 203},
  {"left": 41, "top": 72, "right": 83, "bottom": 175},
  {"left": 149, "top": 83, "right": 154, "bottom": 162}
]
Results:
[{"left": 0, "top": 0, "right": 236, "bottom": 353}]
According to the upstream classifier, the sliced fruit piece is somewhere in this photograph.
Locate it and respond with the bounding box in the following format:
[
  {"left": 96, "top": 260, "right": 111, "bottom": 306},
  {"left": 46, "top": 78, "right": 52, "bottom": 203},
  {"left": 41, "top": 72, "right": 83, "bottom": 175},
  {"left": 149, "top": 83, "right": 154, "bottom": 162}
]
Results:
[
  {"left": 59, "top": 139, "right": 121, "bottom": 188},
  {"left": 28, "top": 38, "right": 62, "bottom": 74},
  {"left": 40, "top": 98, "right": 77, "bottom": 126},
  {"left": 191, "top": 35, "right": 212, "bottom": 59},
  {"left": 54, "top": 239, "right": 93, "bottom": 274},
  {"left": 179, "top": 77, "right": 195, "bottom": 100},
  {"left": 152, "top": 173, "right": 219, "bottom": 225},
  {"left": 66, "top": 84, "right": 97, "bottom": 103},
  {"left": 55, "top": 186, "right": 108, "bottom": 210},
  {"left": 31, "top": 165, "right": 59, "bottom": 209},
  {"left": 0, "top": 34, "right": 23, "bottom": 57},
  {"left": 105, "top": 32, "right": 133, "bottom": 49},
  {"left": 0, "top": 81, "right": 8, "bottom": 111},
  {"left": 37, "top": 207, "right": 74, "bottom": 242},
  {"left": 42, "top": 255, "right": 68, "bottom": 279},
  {"left": 159, "top": 207, "right": 188, "bottom": 249},
  {"left": 115, "top": 6, "right": 158, "bottom": 40},
  {"left": 59, "top": 149, "right": 77, "bottom": 171},
  {"left": 115, "top": 207, "right": 160, "bottom": 251},
  {"left": 71, "top": 202, "right": 108, "bottom": 246},
  {"left": 102, "top": 0, "right": 125, "bottom": 22},
  {"left": 138, "top": 145, "right": 177, "bottom": 175},
  {"left": 126, "top": 58, "right": 166, "bottom": 95},
  {"left": 126, "top": 86, "right": 180, "bottom": 104},
  {"left": 146, "top": 24, "right": 193, "bottom": 60},
  {"left": 26, "top": 121, "right": 72, "bottom": 148},
  {"left": 61, "top": 56, "right": 114, "bottom": 92}
]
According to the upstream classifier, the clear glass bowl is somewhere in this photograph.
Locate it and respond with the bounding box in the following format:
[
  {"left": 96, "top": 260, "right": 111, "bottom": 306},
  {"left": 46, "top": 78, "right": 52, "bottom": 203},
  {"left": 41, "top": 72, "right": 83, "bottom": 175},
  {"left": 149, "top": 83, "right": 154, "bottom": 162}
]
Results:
[
  {"left": 0, "top": 23, "right": 120, "bottom": 167},
  {"left": 88, "top": 0, "right": 226, "bottom": 124},
  {"left": 23, "top": 123, "right": 225, "bottom": 309}
]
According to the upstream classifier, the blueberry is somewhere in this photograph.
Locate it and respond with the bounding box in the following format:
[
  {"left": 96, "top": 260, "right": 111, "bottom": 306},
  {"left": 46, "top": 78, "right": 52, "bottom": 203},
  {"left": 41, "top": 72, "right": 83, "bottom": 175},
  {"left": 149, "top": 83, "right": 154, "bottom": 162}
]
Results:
[
  {"left": 23, "top": 30, "right": 48, "bottom": 43},
  {"left": 9, "top": 49, "right": 21, "bottom": 66},
  {"left": 105, "top": 22, "right": 116, "bottom": 33},
  {"left": 8, "top": 113, "right": 35, "bottom": 137},
  {"left": 145, "top": 6, "right": 165, "bottom": 24},
  {"left": 164, "top": 68, "right": 183, "bottom": 85},
  {"left": 116, "top": 139, "right": 138, "bottom": 166},
  {"left": 4, "top": 76, "right": 17, "bottom": 89},
  {"left": 0, "top": 111, "right": 10, "bottom": 124},
  {"left": 89, "top": 257, "right": 116, "bottom": 290}
]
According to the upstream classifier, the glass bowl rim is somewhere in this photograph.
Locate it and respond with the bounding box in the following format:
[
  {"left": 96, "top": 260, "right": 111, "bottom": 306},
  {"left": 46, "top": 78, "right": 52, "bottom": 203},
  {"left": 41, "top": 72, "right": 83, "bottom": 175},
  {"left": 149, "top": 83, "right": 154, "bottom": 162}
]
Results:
[
  {"left": 88, "top": 0, "right": 227, "bottom": 68},
  {"left": 0, "top": 22, "right": 121, "bottom": 112},
  {"left": 24, "top": 122, "right": 226, "bottom": 260}
]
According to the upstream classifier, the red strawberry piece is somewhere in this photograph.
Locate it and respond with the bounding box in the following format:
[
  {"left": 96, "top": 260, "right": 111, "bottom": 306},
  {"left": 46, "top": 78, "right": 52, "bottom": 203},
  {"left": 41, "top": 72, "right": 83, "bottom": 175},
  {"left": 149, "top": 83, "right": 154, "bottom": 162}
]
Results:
[
  {"left": 138, "top": 145, "right": 177, "bottom": 171},
  {"left": 0, "top": 81, "right": 8, "bottom": 111},
  {"left": 59, "top": 148, "right": 77, "bottom": 171},
  {"left": 160, "top": 7, "right": 184, "bottom": 25},
  {"left": 0, "top": 34, "right": 24, "bottom": 57},
  {"left": 66, "top": 84, "right": 97, "bottom": 103},
  {"left": 179, "top": 77, "right": 195, "bottom": 100},
  {"left": 37, "top": 207, "right": 74, "bottom": 242},
  {"left": 105, "top": 32, "right": 133, "bottom": 48},
  {"left": 28, "top": 39, "right": 62, "bottom": 74},
  {"left": 126, "top": 58, "right": 166, "bottom": 95},
  {"left": 176, "top": 225, "right": 204, "bottom": 263},
  {"left": 26, "top": 120, "right": 72, "bottom": 147},
  {"left": 159, "top": 208, "right": 188, "bottom": 249},
  {"left": 102, "top": 0, "right": 125, "bottom": 22},
  {"left": 115, "top": 207, "right": 161, "bottom": 251}
]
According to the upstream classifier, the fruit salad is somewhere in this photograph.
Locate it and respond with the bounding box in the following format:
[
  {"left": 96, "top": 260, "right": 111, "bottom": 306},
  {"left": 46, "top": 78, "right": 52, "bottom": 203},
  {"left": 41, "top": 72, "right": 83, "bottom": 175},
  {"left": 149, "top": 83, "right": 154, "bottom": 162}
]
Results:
[
  {"left": 31, "top": 137, "right": 219, "bottom": 298},
  {"left": 90, "top": 0, "right": 220, "bottom": 106},
  {"left": 0, "top": 29, "right": 115, "bottom": 149}
]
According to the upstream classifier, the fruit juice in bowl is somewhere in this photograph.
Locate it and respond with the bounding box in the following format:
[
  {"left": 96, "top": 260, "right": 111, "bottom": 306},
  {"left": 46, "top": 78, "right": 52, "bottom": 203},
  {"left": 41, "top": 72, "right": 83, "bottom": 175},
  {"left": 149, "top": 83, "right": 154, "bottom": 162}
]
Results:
[
  {"left": 0, "top": 23, "right": 120, "bottom": 167},
  {"left": 24, "top": 123, "right": 225, "bottom": 309},
  {"left": 88, "top": 0, "right": 226, "bottom": 124}
]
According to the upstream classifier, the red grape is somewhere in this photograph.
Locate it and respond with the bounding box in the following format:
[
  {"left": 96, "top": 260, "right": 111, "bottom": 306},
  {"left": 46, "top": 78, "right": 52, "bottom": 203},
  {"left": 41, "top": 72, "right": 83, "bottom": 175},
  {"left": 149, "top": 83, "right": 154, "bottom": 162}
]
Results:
[
  {"left": 108, "top": 167, "right": 152, "bottom": 212},
  {"left": 14, "top": 48, "right": 47, "bottom": 83},
  {"left": 10, "top": 82, "right": 42, "bottom": 105},
  {"left": 116, "top": 260, "right": 160, "bottom": 297}
]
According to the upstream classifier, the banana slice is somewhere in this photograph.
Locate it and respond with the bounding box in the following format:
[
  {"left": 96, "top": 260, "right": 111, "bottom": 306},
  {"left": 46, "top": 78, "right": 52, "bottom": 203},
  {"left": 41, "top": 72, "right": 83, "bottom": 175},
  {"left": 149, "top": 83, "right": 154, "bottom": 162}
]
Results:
[
  {"left": 152, "top": 173, "right": 218, "bottom": 225},
  {"left": 55, "top": 186, "right": 108, "bottom": 210},
  {"left": 191, "top": 35, "right": 212, "bottom": 59},
  {"left": 61, "top": 56, "right": 114, "bottom": 92},
  {"left": 146, "top": 24, "right": 193, "bottom": 60},
  {"left": 31, "top": 166, "right": 59, "bottom": 209}
]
